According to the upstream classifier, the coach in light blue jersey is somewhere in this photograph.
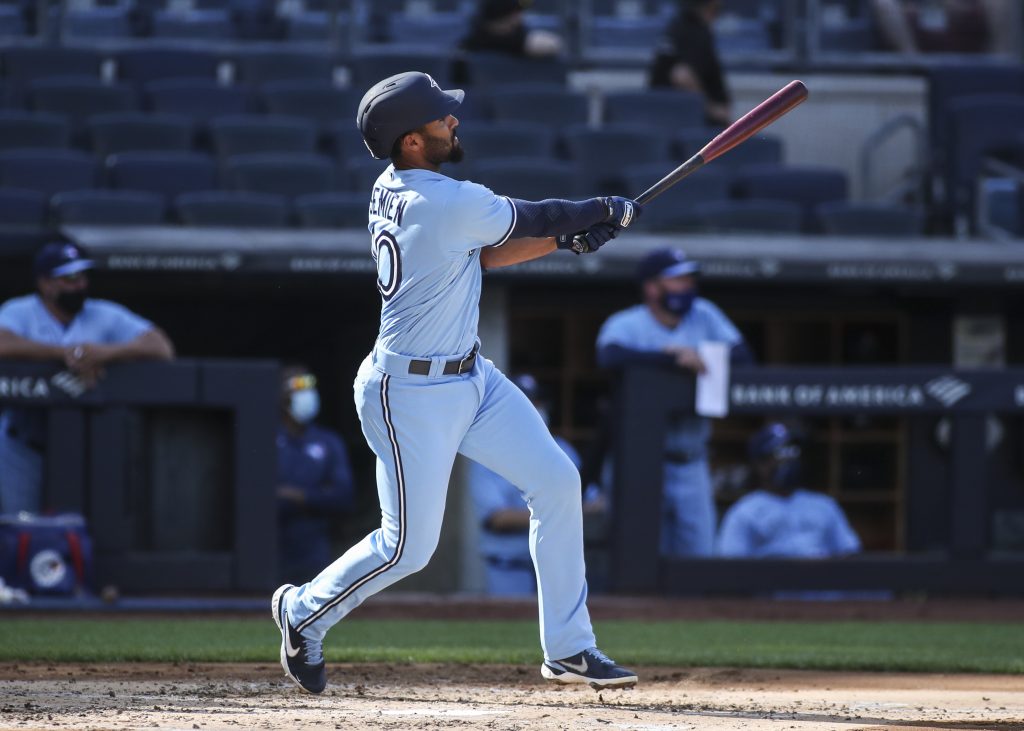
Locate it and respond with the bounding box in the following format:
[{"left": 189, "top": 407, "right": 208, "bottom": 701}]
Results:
[{"left": 272, "top": 71, "right": 642, "bottom": 695}]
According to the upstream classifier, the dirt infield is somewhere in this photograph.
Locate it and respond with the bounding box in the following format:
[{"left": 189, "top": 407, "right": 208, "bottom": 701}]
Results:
[{"left": 1, "top": 662, "right": 1021, "bottom": 731}]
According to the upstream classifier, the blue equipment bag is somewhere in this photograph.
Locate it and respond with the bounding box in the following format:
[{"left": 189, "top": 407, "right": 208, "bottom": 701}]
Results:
[{"left": 0, "top": 512, "right": 93, "bottom": 595}]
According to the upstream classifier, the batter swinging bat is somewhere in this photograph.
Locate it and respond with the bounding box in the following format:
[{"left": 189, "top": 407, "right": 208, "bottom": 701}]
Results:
[{"left": 635, "top": 80, "right": 809, "bottom": 206}]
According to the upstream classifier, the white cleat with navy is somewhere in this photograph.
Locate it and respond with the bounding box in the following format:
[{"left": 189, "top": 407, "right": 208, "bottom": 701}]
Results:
[{"left": 541, "top": 647, "right": 638, "bottom": 689}]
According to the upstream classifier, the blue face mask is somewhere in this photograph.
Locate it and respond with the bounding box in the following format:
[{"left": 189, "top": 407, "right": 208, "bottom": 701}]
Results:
[
  {"left": 661, "top": 290, "right": 696, "bottom": 317},
  {"left": 771, "top": 458, "right": 801, "bottom": 490},
  {"left": 289, "top": 389, "right": 320, "bottom": 424}
]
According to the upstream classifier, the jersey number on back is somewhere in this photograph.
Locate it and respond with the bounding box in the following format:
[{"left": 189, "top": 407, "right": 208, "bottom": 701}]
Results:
[{"left": 372, "top": 231, "right": 402, "bottom": 301}]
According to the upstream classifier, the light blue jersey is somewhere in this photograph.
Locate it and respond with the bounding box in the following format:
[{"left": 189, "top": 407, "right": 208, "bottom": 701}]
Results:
[
  {"left": 716, "top": 489, "right": 861, "bottom": 558},
  {"left": 368, "top": 165, "right": 514, "bottom": 359}
]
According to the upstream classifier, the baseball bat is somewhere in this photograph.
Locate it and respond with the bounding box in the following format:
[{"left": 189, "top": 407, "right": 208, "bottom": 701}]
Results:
[{"left": 634, "top": 80, "right": 809, "bottom": 206}]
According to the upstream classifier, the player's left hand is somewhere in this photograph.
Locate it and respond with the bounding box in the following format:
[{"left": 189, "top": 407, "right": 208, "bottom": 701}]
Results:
[
  {"left": 600, "top": 197, "right": 642, "bottom": 229},
  {"left": 556, "top": 222, "right": 619, "bottom": 254}
]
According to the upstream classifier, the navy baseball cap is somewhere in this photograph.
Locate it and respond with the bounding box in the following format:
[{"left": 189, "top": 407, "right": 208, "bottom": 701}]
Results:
[
  {"left": 357, "top": 72, "right": 464, "bottom": 160},
  {"left": 636, "top": 247, "right": 700, "bottom": 282},
  {"left": 33, "top": 242, "right": 93, "bottom": 279}
]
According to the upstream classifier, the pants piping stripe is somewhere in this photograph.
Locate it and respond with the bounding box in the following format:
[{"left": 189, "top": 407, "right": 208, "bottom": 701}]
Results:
[{"left": 296, "top": 374, "right": 406, "bottom": 633}]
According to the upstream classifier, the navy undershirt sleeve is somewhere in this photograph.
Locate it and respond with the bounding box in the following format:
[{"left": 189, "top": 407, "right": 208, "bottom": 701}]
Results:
[{"left": 507, "top": 197, "right": 607, "bottom": 239}]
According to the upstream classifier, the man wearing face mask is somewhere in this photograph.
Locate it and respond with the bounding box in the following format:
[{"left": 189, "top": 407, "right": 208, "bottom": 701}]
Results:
[
  {"left": 716, "top": 422, "right": 860, "bottom": 559},
  {"left": 277, "top": 366, "right": 356, "bottom": 584},
  {"left": 465, "top": 374, "right": 590, "bottom": 596},
  {"left": 596, "top": 247, "right": 753, "bottom": 557},
  {"left": 0, "top": 242, "right": 174, "bottom": 515}
]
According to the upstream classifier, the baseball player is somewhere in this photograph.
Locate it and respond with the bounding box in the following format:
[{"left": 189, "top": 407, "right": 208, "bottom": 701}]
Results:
[
  {"left": 716, "top": 422, "right": 861, "bottom": 558},
  {"left": 596, "top": 248, "right": 752, "bottom": 557},
  {"left": 272, "top": 71, "right": 641, "bottom": 694}
]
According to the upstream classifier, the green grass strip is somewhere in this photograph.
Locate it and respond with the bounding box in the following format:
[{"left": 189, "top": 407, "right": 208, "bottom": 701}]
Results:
[{"left": 0, "top": 619, "right": 1021, "bottom": 674}]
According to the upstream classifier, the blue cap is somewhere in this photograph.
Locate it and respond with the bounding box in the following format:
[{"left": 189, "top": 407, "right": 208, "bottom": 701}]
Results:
[
  {"left": 748, "top": 422, "right": 799, "bottom": 461},
  {"left": 33, "top": 242, "right": 93, "bottom": 279},
  {"left": 357, "top": 71, "right": 464, "bottom": 160},
  {"left": 636, "top": 247, "right": 700, "bottom": 282},
  {"left": 512, "top": 373, "right": 541, "bottom": 401}
]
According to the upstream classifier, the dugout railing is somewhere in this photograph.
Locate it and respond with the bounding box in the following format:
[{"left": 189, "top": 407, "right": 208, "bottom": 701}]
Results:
[
  {"left": 0, "top": 359, "right": 278, "bottom": 592},
  {"left": 610, "top": 364, "right": 1024, "bottom": 596}
]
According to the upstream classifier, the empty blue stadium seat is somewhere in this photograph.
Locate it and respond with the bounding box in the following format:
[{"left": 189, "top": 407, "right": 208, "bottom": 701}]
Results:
[
  {"left": 29, "top": 79, "right": 137, "bottom": 142},
  {"left": 587, "top": 16, "right": 665, "bottom": 49},
  {"left": 0, "top": 111, "right": 70, "bottom": 150},
  {"left": 51, "top": 189, "right": 166, "bottom": 225},
  {"left": 0, "top": 6, "right": 26, "bottom": 37},
  {"left": 453, "top": 121, "right": 556, "bottom": 162},
  {"left": 61, "top": 6, "right": 132, "bottom": 39},
  {"left": 0, "top": 188, "right": 47, "bottom": 226},
  {"left": 349, "top": 49, "right": 452, "bottom": 89},
  {"left": 697, "top": 199, "right": 804, "bottom": 234},
  {"left": 816, "top": 202, "right": 925, "bottom": 237},
  {"left": 622, "top": 164, "right": 731, "bottom": 231},
  {"left": 346, "top": 158, "right": 390, "bottom": 192},
  {"left": 714, "top": 17, "right": 774, "bottom": 54},
  {"left": 152, "top": 9, "right": 235, "bottom": 39},
  {"left": 460, "top": 52, "right": 568, "bottom": 87},
  {"left": 107, "top": 151, "right": 217, "bottom": 199},
  {"left": 284, "top": 11, "right": 352, "bottom": 44},
  {"left": 145, "top": 79, "right": 251, "bottom": 124},
  {"left": 589, "top": 0, "right": 667, "bottom": 16},
  {"left": 388, "top": 13, "right": 468, "bottom": 48},
  {"left": 260, "top": 81, "right": 357, "bottom": 132},
  {"left": 563, "top": 123, "right": 673, "bottom": 197},
  {"left": 117, "top": 48, "right": 223, "bottom": 85},
  {"left": 489, "top": 84, "right": 588, "bottom": 129},
  {"left": 234, "top": 49, "right": 337, "bottom": 84},
  {"left": 603, "top": 90, "right": 704, "bottom": 131},
  {"left": 0, "top": 149, "right": 98, "bottom": 197},
  {"left": 733, "top": 164, "right": 849, "bottom": 232},
  {"left": 2, "top": 47, "right": 103, "bottom": 86},
  {"left": 226, "top": 153, "right": 336, "bottom": 198},
  {"left": 89, "top": 112, "right": 194, "bottom": 158},
  {"left": 330, "top": 124, "right": 373, "bottom": 163},
  {"left": 176, "top": 190, "right": 290, "bottom": 227},
  {"left": 295, "top": 192, "right": 369, "bottom": 228},
  {"left": 470, "top": 158, "right": 579, "bottom": 200},
  {"left": 210, "top": 115, "right": 318, "bottom": 158}
]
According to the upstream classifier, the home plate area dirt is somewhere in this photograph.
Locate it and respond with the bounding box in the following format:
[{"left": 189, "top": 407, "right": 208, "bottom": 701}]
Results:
[{"left": 1, "top": 663, "right": 1021, "bottom": 730}]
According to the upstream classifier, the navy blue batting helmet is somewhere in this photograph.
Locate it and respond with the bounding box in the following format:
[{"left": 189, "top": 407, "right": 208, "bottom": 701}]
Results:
[
  {"left": 748, "top": 422, "right": 800, "bottom": 462},
  {"left": 357, "top": 72, "right": 464, "bottom": 160}
]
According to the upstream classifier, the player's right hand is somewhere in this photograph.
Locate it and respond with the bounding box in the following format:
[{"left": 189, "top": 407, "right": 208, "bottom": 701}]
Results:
[{"left": 599, "top": 197, "right": 642, "bottom": 229}]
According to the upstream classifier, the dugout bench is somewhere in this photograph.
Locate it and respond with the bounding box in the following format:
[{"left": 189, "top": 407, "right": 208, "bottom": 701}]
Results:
[
  {"left": 0, "top": 359, "right": 278, "bottom": 592},
  {"left": 610, "top": 365, "right": 1024, "bottom": 596}
]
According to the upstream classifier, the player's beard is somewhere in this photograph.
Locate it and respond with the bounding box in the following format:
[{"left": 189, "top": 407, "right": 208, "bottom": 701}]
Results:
[{"left": 424, "top": 131, "right": 464, "bottom": 166}]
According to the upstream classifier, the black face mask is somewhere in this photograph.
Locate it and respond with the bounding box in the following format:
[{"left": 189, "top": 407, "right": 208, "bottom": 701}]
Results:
[
  {"left": 660, "top": 290, "right": 696, "bottom": 317},
  {"left": 56, "top": 290, "right": 87, "bottom": 316},
  {"left": 771, "top": 458, "right": 801, "bottom": 491}
]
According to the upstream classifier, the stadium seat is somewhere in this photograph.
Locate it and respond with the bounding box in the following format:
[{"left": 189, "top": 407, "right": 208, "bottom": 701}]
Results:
[
  {"left": 29, "top": 79, "right": 137, "bottom": 143},
  {"left": 0, "top": 188, "right": 47, "bottom": 226},
  {"left": 388, "top": 13, "right": 468, "bottom": 48},
  {"left": 676, "top": 129, "right": 783, "bottom": 173},
  {"left": 116, "top": 48, "right": 223, "bottom": 85},
  {"left": 89, "top": 113, "right": 194, "bottom": 158},
  {"left": 0, "top": 81, "right": 11, "bottom": 110},
  {"left": 175, "top": 190, "right": 291, "bottom": 227},
  {"left": 0, "top": 111, "right": 71, "bottom": 150},
  {"left": 233, "top": 49, "right": 337, "bottom": 85},
  {"left": 152, "top": 9, "right": 235, "bottom": 39},
  {"left": 602, "top": 90, "right": 704, "bottom": 131},
  {"left": 489, "top": 84, "right": 588, "bottom": 130},
  {"left": 733, "top": 164, "right": 849, "bottom": 232},
  {"left": 145, "top": 79, "right": 252, "bottom": 124},
  {"left": 2, "top": 47, "right": 103, "bottom": 86},
  {"left": 622, "top": 164, "right": 731, "bottom": 231},
  {"left": 0, "top": 149, "right": 98, "bottom": 197},
  {"left": 453, "top": 121, "right": 556, "bottom": 162},
  {"left": 330, "top": 125, "right": 374, "bottom": 163},
  {"left": 346, "top": 158, "right": 390, "bottom": 193},
  {"left": 563, "top": 123, "right": 673, "bottom": 197},
  {"left": 295, "top": 192, "right": 370, "bottom": 228},
  {"left": 61, "top": 6, "right": 132, "bottom": 39},
  {"left": 696, "top": 199, "right": 804, "bottom": 234},
  {"left": 209, "top": 115, "right": 318, "bottom": 159},
  {"left": 714, "top": 17, "right": 774, "bottom": 54},
  {"left": 589, "top": 0, "right": 667, "bottom": 16},
  {"left": 586, "top": 16, "right": 665, "bottom": 49},
  {"left": 226, "top": 153, "right": 336, "bottom": 198},
  {"left": 107, "top": 151, "right": 217, "bottom": 199},
  {"left": 284, "top": 11, "right": 352, "bottom": 44},
  {"left": 0, "top": 6, "right": 25, "bottom": 37},
  {"left": 816, "top": 202, "right": 925, "bottom": 237},
  {"left": 260, "top": 81, "right": 357, "bottom": 133},
  {"left": 51, "top": 189, "right": 166, "bottom": 225},
  {"left": 470, "top": 158, "right": 579, "bottom": 200},
  {"left": 348, "top": 49, "right": 452, "bottom": 89},
  {"left": 460, "top": 52, "right": 569, "bottom": 87}
]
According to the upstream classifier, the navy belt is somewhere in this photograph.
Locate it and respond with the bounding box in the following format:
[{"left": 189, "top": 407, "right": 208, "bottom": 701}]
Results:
[{"left": 408, "top": 344, "right": 478, "bottom": 376}]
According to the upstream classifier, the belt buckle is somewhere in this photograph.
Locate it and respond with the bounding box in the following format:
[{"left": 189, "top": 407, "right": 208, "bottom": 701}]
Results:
[{"left": 456, "top": 345, "right": 477, "bottom": 374}]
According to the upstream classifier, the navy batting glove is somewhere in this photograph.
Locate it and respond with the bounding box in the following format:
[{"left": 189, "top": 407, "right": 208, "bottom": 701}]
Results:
[
  {"left": 556, "top": 222, "right": 619, "bottom": 254},
  {"left": 600, "top": 197, "right": 642, "bottom": 229}
]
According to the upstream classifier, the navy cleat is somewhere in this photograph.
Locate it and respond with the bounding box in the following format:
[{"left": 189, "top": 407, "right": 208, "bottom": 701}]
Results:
[
  {"left": 541, "top": 647, "right": 638, "bottom": 689},
  {"left": 272, "top": 583, "right": 327, "bottom": 694}
]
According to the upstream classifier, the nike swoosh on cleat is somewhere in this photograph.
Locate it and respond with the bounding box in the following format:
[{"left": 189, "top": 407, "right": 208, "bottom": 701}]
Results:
[
  {"left": 559, "top": 659, "right": 588, "bottom": 673},
  {"left": 283, "top": 612, "right": 301, "bottom": 658}
]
